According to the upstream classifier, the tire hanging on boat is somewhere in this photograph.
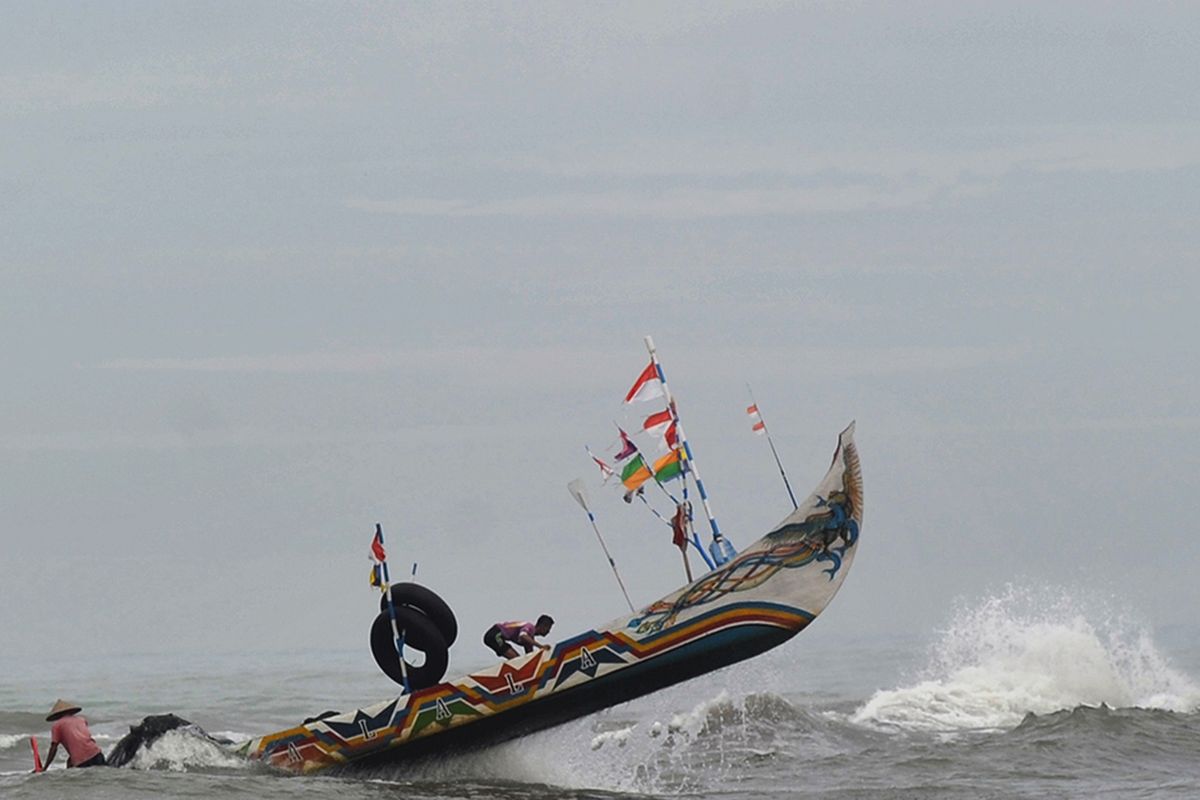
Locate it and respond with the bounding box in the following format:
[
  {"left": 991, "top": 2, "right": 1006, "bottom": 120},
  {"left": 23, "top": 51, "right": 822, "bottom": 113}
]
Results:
[
  {"left": 379, "top": 583, "right": 458, "bottom": 646},
  {"left": 370, "top": 606, "right": 449, "bottom": 690}
]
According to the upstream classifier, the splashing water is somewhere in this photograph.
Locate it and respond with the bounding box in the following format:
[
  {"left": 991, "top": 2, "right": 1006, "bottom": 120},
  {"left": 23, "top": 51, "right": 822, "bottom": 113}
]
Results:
[
  {"left": 363, "top": 688, "right": 815, "bottom": 795},
  {"left": 851, "top": 586, "right": 1200, "bottom": 733},
  {"left": 126, "top": 729, "right": 249, "bottom": 772}
]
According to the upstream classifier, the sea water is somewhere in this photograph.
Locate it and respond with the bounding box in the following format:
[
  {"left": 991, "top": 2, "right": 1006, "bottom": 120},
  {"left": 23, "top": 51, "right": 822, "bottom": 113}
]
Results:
[{"left": 2, "top": 587, "right": 1198, "bottom": 799}]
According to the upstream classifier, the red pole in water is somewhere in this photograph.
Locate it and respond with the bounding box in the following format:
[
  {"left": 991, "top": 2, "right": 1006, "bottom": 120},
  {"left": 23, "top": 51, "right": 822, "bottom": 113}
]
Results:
[{"left": 30, "top": 736, "right": 44, "bottom": 772}]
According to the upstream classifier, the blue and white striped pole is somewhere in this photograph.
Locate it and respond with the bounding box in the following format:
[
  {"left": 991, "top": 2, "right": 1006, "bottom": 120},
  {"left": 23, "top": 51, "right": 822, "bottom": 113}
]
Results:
[
  {"left": 376, "top": 524, "right": 410, "bottom": 694},
  {"left": 682, "top": 478, "right": 716, "bottom": 571},
  {"left": 643, "top": 336, "right": 736, "bottom": 565}
]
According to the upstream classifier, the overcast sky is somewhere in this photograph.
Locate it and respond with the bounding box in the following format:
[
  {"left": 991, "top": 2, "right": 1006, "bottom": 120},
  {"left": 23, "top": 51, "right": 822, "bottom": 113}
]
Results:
[{"left": 2, "top": 2, "right": 1198, "bottom": 671}]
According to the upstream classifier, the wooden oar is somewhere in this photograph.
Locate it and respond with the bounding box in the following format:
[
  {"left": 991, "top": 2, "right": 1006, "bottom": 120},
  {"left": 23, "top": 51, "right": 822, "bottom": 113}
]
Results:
[{"left": 569, "top": 479, "right": 636, "bottom": 613}]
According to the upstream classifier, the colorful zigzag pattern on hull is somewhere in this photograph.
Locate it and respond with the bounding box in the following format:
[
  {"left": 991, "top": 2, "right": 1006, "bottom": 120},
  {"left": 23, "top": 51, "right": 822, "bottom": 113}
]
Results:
[{"left": 251, "top": 601, "right": 813, "bottom": 771}]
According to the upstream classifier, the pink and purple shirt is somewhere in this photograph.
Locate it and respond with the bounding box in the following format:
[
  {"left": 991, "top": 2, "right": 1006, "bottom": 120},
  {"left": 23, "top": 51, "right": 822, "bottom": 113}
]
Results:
[{"left": 495, "top": 621, "right": 535, "bottom": 643}]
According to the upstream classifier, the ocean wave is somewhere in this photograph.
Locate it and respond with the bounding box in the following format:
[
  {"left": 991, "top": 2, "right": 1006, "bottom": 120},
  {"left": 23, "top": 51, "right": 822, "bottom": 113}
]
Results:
[
  {"left": 1013, "top": 703, "right": 1186, "bottom": 737},
  {"left": 126, "top": 729, "right": 248, "bottom": 771},
  {"left": 851, "top": 585, "right": 1200, "bottom": 733},
  {"left": 0, "top": 734, "right": 26, "bottom": 751},
  {"left": 996, "top": 704, "right": 1200, "bottom": 782},
  {"left": 0, "top": 711, "right": 47, "bottom": 733},
  {"left": 568, "top": 690, "right": 878, "bottom": 794},
  {"left": 354, "top": 689, "right": 851, "bottom": 794},
  {"left": 210, "top": 730, "right": 253, "bottom": 745}
]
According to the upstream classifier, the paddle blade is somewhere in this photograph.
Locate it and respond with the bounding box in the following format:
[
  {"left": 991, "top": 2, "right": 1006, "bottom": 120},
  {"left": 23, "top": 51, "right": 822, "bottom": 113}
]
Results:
[
  {"left": 567, "top": 479, "right": 589, "bottom": 511},
  {"left": 30, "top": 736, "right": 43, "bottom": 772}
]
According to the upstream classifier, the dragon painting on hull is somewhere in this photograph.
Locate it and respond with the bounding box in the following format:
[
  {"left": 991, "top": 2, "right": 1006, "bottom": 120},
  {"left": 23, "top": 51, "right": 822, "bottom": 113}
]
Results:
[{"left": 240, "top": 423, "right": 862, "bottom": 773}]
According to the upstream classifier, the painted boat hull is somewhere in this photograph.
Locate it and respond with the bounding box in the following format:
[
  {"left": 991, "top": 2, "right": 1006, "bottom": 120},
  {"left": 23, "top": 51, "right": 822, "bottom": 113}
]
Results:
[
  {"left": 242, "top": 424, "right": 862, "bottom": 773},
  {"left": 356, "top": 616, "right": 795, "bottom": 770}
]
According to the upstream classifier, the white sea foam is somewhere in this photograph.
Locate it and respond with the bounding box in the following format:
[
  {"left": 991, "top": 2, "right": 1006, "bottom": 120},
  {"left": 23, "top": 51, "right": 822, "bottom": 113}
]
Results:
[
  {"left": 127, "top": 729, "right": 248, "bottom": 771},
  {"left": 0, "top": 734, "right": 24, "bottom": 751},
  {"left": 667, "top": 690, "right": 731, "bottom": 736},
  {"left": 371, "top": 687, "right": 751, "bottom": 793},
  {"left": 538, "top": 690, "right": 775, "bottom": 793},
  {"left": 851, "top": 585, "right": 1200, "bottom": 732},
  {"left": 590, "top": 725, "right": 634, "bottom": 750}
]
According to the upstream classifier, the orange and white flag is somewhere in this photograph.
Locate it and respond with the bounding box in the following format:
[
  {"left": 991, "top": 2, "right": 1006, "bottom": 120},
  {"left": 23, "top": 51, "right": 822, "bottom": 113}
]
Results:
[{"left": 746, "top": 404, "right": 766, "bottom": 435}]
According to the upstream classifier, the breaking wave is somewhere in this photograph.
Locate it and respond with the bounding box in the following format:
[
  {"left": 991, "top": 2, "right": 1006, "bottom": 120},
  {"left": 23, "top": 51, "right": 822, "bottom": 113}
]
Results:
[
  {"left": 357, "top": 689, "right": 853, "bottom": 794},
  {"left": 851, "top": 585, "right": 1200, "bottom": 732},
  {"left": 125, "top": 729, "right": 249, "bottom": 771}
]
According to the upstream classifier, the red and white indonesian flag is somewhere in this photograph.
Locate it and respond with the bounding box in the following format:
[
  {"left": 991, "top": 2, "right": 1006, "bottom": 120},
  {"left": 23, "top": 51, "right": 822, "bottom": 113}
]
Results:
[
  {"left": 624, "top": 361, "right": 664, "bottom": 404},
  {"left": 747, "top": 404, "right": 766, "bottom": 435},
  {"left": 370, "top": 526, "right": 387, "bottom": 562},
  {"left": 642, "top": 409, "right": 672, "bottom": 438},
  {"left": 643, "top": 409, "right": 679, "bottom": 450}
]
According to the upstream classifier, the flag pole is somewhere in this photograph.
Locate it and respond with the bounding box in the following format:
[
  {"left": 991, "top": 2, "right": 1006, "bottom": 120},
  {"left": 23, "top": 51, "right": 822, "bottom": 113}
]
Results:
[
  {"left": 568, "top": 480, "right": 636, "bottom": 613},
  {"left": 644, "top": 336, "right": 731, "bottom": 560},
  {"left": 747, "top": 385, "right": 798, "bottom": 509},
  {"left": 612, "top": 423, "right": 681, "bottom": 508},
  {"left": 672, "top": 501, "right": 694, "bottom": 583},
  {"left": 635, "top": 489, "right": 715, "bottom": 570},
  {"left": 590, "top": 443, "right": 696, "bottom": 561},
  {"left": 635, "top": 491, "right": 671, "bottom": 525},
  {"left": 618, "top": 438, "right": 703, "bottom": 578},
  {"left": 643, "top": 455, "right": 682, "bottom": 507},
  {"left": 376, "top": 523, "right": 410, "bottom": 694},
  {"left": 681, "top": 467, "right": 716, "bottom": 570}
]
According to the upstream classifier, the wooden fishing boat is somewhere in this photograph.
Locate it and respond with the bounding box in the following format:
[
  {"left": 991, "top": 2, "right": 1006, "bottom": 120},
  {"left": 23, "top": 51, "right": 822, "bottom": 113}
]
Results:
[{"left": 239, "top": 423, "right": 862, "bottom": 773}]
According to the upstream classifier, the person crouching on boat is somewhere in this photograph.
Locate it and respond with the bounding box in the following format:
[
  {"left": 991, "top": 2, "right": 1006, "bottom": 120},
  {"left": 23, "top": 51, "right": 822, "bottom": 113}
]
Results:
[
  {"left": 484, "top": 615, "right": 554, "bottom": 659},
  {"left": 41, "top": 699, "right": 106, "bottom": 769}
]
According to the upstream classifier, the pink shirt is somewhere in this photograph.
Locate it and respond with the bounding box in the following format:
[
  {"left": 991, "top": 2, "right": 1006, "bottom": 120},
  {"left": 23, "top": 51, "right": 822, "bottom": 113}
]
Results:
[
  {"left": 496, "top": 621, "right": 535, "bottom": 642},
  {"left": 50, "top": 714, "right": 102, "bottom": 766}
]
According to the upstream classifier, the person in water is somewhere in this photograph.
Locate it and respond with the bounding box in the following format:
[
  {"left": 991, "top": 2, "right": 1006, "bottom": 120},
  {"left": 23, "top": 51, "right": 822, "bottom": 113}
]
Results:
[
  {"left": 483, "top": 615, "right": 554, "bottom": 659},
  {"left": 41, "top": 699, "right": 106, "bottom": 769}
]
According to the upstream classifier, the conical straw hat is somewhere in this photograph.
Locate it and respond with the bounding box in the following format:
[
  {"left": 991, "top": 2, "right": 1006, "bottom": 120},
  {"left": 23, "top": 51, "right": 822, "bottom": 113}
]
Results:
[{"left": 46, "top": 699, "right": 82, "bottom": 721}]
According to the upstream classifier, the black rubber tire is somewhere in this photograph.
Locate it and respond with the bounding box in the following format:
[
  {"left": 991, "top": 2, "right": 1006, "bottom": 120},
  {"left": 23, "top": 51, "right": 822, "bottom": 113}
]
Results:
[
  {"left": 370, "top": 607, "right": 449, "bottom": 690},
  {"left": 379, "top": 583, "right": 458, "bottom": 647}
]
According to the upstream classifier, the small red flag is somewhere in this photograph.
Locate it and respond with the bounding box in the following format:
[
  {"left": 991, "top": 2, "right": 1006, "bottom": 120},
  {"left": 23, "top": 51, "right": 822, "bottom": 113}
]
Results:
[
  {"left": 671, "top": 504, "right": 688, "bottom": 551},
  {"left": 370, "top": 526, "right": 387, "bottom": 563},
  {"left": 642, "top": 409, "right": 672, "bottom": 437},
  {"left": 747, "top": 404, "right": 766, "bottom": 435}
]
